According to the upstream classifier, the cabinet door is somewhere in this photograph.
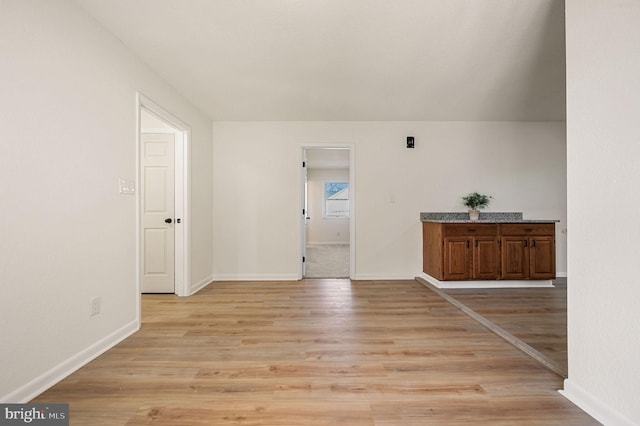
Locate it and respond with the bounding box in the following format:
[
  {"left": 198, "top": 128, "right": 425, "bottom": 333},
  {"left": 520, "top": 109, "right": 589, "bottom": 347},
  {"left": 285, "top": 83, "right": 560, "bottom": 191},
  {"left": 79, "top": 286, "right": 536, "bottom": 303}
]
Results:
[
  {"left": 501, "top": 237, "right": 529, "bottom": 279},
  {"left": 443, "top": 237, "right": 471, "bottom": 280},
  {"left": 530, "top": 236, "right": 555, "bottom": 279},
  {"left": 473, "top": 237, "right": 500, "bottom": 279}
]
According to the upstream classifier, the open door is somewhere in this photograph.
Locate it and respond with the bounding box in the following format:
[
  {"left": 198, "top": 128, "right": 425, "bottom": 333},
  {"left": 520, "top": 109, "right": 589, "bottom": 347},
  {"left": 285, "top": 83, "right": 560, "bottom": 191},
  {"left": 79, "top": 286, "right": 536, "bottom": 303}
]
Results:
[
  {"left": 301, "top": 151, "right": 309, "bottom": 277},
  {"left": 140, "top": 132, "right": 175, "bottom": 293},
  {"left": 137, "top": 98, "right": 189, "bottom": 297},
  {"left": 302, "top": 147, "right": 353, "bottom": 279}
]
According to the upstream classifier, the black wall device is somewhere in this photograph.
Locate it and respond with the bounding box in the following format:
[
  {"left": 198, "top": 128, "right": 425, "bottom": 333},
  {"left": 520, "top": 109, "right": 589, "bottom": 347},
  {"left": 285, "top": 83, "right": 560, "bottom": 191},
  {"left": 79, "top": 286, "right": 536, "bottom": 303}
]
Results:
[{"left": 406, "top": 136, "right": 415, "bottom": 148}]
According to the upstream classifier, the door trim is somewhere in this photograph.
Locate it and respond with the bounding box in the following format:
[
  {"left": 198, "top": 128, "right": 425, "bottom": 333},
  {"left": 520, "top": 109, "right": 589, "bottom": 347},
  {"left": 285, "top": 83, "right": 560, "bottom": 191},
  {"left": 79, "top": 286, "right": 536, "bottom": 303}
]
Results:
[
  {"left": 300, "top": 144, "right": 355, "bottom": 279},
  {"left": 136, "top": 93, "right": 191, "bottom": 311}
]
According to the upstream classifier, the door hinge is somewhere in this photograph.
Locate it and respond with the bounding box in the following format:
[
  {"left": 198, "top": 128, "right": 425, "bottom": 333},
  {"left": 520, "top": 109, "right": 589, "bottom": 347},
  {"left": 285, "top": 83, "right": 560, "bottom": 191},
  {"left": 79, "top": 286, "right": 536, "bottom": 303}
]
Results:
[
  {"left": 302, "top": 161, "right": 306, "bottom": 167},
  {"left": 302, "top": 256, "right": 306, "bottom": 263},
  {"left": 302, "top": 208, "right": 306, "bottom": 215}
]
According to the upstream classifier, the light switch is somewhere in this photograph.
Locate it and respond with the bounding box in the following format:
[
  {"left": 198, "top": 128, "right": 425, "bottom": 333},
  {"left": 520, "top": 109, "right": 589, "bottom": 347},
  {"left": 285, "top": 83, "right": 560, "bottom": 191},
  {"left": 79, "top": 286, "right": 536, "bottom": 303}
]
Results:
[{"left": 119, "top": 178, "right": 135, "bottom": 195}]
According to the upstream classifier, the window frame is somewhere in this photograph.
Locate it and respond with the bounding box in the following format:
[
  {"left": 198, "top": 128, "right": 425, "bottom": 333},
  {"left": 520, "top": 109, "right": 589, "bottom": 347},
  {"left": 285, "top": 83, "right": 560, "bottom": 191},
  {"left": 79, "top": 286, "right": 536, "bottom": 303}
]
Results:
[{"left": 323, "top": 181, "right": 350, "bottom": 219}]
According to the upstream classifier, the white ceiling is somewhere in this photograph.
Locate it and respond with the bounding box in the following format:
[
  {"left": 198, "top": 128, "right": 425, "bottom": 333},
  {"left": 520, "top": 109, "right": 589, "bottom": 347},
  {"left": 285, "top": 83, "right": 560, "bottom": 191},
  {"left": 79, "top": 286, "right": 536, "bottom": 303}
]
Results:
[{"left": 73, "top": 0, "right": 566, "bottom": 122}]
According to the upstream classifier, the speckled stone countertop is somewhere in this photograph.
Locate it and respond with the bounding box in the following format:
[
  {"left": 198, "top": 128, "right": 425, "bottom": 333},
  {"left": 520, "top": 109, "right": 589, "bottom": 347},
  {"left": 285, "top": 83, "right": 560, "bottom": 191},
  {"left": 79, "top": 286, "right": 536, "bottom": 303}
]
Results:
[{"left": 420, "top": 212, "right": 559, "bottom": 223}]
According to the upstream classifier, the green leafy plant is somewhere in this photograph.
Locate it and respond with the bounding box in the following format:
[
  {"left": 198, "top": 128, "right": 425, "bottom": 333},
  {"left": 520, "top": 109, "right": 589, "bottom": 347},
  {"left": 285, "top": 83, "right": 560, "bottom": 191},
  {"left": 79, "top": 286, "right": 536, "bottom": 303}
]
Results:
[{"left": 462, "top": 192, "right": 492, "bottom": 210}]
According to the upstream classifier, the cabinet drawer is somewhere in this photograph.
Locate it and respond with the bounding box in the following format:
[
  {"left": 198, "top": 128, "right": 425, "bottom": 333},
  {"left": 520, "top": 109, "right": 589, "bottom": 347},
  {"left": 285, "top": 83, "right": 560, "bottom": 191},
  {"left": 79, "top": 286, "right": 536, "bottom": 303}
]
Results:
[
  {"left": 443, "top": 224, "right": 498, "bottom": 237},
  {"left": 500, "top": 223, "right": 555, "bottom": 236}
]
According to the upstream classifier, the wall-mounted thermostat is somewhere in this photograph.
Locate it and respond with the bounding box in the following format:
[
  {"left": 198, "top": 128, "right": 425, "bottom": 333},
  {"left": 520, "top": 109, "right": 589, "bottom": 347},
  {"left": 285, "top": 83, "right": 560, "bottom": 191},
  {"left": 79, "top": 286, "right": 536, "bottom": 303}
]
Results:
[{"left": 407, "top": 136, "right": 415, "bottom": 148}]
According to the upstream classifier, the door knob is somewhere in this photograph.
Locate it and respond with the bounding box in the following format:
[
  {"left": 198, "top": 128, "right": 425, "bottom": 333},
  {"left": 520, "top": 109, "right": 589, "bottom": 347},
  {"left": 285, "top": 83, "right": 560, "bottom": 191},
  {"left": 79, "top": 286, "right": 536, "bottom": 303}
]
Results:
[{"left": 164, "top": 218, "right": 172, "bottom": 224}]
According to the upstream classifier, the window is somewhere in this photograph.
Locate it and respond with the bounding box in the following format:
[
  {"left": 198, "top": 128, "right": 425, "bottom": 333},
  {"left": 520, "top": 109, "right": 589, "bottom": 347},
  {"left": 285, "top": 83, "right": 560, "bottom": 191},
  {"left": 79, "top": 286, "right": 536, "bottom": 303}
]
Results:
[{"left": 324, "top": 182, "right": 349, "bottom": 218}]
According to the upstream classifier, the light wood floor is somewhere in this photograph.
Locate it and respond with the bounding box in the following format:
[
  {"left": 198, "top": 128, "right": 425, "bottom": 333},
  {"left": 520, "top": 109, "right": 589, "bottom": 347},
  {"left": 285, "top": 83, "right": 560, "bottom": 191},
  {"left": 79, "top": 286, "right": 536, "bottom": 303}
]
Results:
[
  {"left": 32, "top": 279, "right": 597, "bottom": 425},
  {"left": 441, "top": 279, "right": 568, "bottom": 376}
]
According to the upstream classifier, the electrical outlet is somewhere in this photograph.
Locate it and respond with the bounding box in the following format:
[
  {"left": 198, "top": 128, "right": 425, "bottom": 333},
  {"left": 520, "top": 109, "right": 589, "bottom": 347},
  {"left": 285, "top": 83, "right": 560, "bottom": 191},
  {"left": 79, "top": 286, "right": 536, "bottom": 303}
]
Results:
[{"left": 90, "top": 297, "right": 101, "bottom": 317}]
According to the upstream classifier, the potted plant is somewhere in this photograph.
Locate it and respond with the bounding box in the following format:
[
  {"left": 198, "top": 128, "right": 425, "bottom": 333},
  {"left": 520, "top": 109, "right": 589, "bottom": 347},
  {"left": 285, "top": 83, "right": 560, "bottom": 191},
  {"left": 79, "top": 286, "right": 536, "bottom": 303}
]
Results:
[{"left": 462, "top": 192, "right": 492, "bottom": 221}]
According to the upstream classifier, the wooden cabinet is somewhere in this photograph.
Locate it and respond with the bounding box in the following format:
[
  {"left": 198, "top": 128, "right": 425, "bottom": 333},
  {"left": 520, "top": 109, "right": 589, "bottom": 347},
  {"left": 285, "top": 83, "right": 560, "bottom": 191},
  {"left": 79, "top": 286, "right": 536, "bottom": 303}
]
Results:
[
  {"left": 443, "top": 237, "right": 471, "bottom": 280},
  {"left": 423, "top": 222, "right": 555, "bottom": 281},
  {"left": 442, "top": 236, "right": 500, "bottom": 280},
  {"left": 473, "top": 237, "right": 501, "bottom": 279},
  {"left": 501, "top": 236, "right": 529, "bottom": 279},
  {"left": 529, "top": 236, "right": 555, "bottom": 279},
  {"left": 500, "top": 224, "right": 556, "bottom": 280},
  {"left": 425, "top": 223, "right": 500, "bottom": 281}
]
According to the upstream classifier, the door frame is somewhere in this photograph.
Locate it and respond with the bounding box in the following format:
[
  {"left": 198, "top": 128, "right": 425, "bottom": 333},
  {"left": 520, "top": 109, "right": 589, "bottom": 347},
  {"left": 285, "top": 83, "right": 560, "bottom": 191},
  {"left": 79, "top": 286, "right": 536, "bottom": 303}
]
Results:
[
  {"left": 300, "top": 144, "right": 355, "bottom": 279},
  {"left": 136, "top": 93, "right": 191, "bottom": 311}
]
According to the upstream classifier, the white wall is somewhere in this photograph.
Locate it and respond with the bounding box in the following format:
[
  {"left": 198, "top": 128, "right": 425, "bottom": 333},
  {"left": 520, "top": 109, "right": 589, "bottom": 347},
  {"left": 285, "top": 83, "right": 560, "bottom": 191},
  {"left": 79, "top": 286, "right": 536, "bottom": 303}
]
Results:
[
  {"left": 564, "top": 1, "right": 640, "bottom": 424},
  {"left": 307, "top": 168, "right": 350, "bottom": 245},
  {"left": 212, "top": 121, "right": 566, "bottom": 280},
  {"left": 0, "top": 0, "right": 212, "bottom": 401}
]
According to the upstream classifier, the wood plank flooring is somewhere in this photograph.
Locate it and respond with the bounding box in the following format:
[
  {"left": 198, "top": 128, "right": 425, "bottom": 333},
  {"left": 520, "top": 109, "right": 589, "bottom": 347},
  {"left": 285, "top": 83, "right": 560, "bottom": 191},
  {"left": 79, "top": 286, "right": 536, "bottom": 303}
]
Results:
[
  {"left": 441, "top": 279, "right": 568, "bottom": 376},
  {"left": 32, "top": 279, "right": 597, "bottom": 425}
]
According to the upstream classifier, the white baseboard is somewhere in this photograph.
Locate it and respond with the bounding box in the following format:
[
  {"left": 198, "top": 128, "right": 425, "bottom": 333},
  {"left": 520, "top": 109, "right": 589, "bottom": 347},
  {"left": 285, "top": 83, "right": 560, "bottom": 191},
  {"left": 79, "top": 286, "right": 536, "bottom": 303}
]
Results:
[
  {"left": 556, "top": 272, "right": 568, "bottom": 278},
  {"left": 306, "top": 242, "right": 349, "bottom": 246},
  {"left": 211, "top": 274, "right": 301, "bottom": 281},
  {"left": 560, "top": 379, "right": 636, "bottom": 426},
  {"left": 351, "top": 273, "right": 417, "bottom": 281},
  {"left": 2, "top": 319, "right": 139, "bottom": 403},
  {"left": 190, "top": 274, "right": 213, "bottom": 295},
  {"left": 419, "top": 272, "right": 554, "bottom": 289},
  {"left": 210, "top": 274, "right": 416, "bottom": 281}
]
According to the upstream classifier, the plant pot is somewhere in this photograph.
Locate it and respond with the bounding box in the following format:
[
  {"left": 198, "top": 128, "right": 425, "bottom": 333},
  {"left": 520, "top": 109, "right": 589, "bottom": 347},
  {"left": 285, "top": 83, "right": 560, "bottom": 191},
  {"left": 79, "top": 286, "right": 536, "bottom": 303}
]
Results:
[{"left": 468, "top": 210, "right": 480, "bottom": 221}]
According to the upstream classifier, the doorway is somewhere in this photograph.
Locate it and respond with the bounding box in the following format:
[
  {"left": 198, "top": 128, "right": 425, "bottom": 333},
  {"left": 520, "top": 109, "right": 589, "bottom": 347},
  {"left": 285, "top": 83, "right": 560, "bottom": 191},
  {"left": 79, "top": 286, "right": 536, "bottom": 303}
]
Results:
[
  {"left": 137, "top": 94, "right": 190, "bottom": 298},
  {"left": 302, "top": 147, "right": 354, "bottom": 279}
]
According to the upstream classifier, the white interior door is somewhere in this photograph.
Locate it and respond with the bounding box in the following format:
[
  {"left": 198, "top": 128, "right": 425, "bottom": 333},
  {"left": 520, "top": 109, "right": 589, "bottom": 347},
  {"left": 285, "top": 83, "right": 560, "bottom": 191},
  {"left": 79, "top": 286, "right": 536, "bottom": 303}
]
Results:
[
  {"left": 302, "top": 154, "right": 308, "bottom": 277},
  {"left": 141, "top": 133, "right": 175, "bottom": 293}
]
